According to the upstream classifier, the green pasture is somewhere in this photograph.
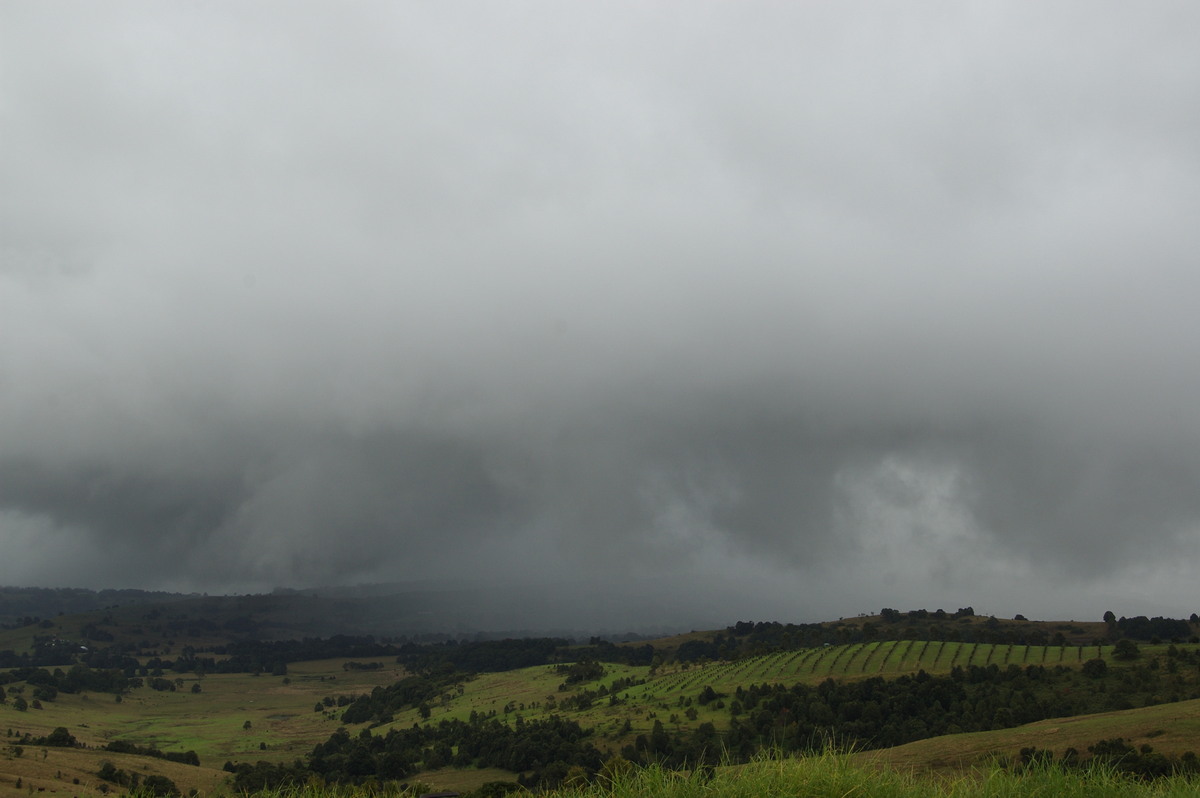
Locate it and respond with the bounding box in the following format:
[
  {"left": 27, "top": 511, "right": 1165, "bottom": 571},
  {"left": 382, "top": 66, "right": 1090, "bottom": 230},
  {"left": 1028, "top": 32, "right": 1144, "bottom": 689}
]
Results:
[
  {"left": 650, "top": 641, "right": 1120, "bottom": 688},
  {"left": 0, "top": 744, "right": 231, "bottom": 798},
  {"left": 865, "top": 697, "right": 1200, "bottom": 775},
  {"left": 0, "top": 658, "right": 406, "bottom": 766}
]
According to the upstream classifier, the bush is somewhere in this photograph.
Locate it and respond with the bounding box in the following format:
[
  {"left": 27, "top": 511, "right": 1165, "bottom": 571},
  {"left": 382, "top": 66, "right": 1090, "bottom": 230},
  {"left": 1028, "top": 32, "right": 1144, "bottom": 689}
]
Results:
[{"left": 141, "top": 774, "right": 180, "bottom": 797}]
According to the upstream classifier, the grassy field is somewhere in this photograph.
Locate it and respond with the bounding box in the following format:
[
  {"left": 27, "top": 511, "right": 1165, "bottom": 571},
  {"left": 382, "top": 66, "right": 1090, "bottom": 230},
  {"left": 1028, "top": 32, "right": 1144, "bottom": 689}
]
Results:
[
  {"left": 211, "top": 752, "right": 1200, "bottom": 798},
  {"left": 0, "top": 658, "right": 410, "bottom": 798},
  {"left": 862, "top": 698, "right": 1200, "bottom": 775},
  {"left": 657, "top": 641, "right": 1110, "bottom": 686},
  {"left": 2, "top": 659, "right": 407, "bottom": 763},
  {"left": 555, "top": 752, "right": 1200, "bottom": 798},
  {"left": 0, "top": 743, "right": 230, "bottom": 798}
]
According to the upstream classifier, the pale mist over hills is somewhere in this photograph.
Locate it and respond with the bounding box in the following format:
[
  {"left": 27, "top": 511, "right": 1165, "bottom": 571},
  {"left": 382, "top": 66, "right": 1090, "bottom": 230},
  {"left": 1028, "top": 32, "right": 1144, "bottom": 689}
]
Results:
[{"left": 3, "top": 3, "right": 1200, "bottom": 630}]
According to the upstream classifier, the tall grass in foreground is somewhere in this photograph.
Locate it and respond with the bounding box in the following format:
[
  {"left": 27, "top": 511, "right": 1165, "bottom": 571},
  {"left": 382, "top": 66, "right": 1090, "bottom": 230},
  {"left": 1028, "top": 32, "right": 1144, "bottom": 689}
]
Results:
[
  {"left": 184, "top": 752, "right": 1200, "bottom": 798},
  {"left": 550, "top": 752, "right": 1200, "bottom": 798}
]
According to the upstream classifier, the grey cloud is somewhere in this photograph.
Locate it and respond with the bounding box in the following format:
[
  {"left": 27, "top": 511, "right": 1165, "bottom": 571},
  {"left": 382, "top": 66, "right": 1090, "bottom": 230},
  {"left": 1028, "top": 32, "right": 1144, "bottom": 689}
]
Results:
[{"left": 2, "top": 3, "right": 1200, "bottom": 624}]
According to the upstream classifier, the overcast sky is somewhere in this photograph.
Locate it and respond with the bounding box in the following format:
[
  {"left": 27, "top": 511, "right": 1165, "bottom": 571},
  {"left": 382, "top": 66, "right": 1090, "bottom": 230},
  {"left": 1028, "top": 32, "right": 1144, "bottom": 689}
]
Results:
[{"left": 3, "top": 2, "right": 1200, "bottom": 627}]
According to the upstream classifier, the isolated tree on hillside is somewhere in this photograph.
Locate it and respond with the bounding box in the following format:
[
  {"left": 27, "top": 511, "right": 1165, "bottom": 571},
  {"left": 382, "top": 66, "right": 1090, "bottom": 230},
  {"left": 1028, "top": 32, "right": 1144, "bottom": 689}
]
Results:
[
  {"left": 141, "top": 774, "right": 180, "bottom": 797},
  {"left": 1113, "top": 639, "right": 1140, "bottom": 660}
]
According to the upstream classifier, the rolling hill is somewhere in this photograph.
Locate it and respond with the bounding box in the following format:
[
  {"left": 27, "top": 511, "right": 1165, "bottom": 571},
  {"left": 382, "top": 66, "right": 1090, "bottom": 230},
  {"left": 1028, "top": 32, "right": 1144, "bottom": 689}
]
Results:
[{"left": 3, "top": 593, "right": 1200, "bottom": 795}]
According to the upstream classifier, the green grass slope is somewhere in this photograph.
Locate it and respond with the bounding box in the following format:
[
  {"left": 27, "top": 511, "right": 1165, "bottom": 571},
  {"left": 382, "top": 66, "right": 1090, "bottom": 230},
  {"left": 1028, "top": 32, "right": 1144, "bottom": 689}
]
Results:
[
  {"left": 573, "top": 753, "right": 1200, "bottom": 798},
  {"left": 864, "top": 698, "right": 1200, "bottom": 775}
]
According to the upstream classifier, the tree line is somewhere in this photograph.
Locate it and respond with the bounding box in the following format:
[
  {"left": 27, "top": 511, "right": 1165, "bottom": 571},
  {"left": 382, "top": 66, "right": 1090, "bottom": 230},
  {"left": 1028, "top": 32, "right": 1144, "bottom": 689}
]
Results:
[{"left": 227, "top": 714, "right": 604, "bottom": 791}]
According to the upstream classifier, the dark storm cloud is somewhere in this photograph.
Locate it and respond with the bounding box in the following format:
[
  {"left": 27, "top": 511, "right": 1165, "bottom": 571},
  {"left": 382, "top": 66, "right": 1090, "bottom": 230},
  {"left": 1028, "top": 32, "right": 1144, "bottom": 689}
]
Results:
[
  {"left": 0, "top": 459, "right": 242, "bottom": 549},
  {"left": 3, "top": 2, "right": 1200, "bottom": 623}
]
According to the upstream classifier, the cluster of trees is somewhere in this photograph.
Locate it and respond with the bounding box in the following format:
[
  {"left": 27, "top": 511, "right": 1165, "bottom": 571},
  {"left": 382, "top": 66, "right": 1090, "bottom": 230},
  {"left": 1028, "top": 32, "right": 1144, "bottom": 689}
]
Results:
[
  {"left": 394, "top": 638, "right": 568, "bottom": 673},
  {"left": 0, "top": 586, "right": 191, "bottom": 627},
  {"left": 0, "top": 637, "right": 93, "bottom": 667},
  {"left": 570, "top": 640, "right": 656, "bottom": 667},
  {"left": 97, "top": 761, "right": 180, "bottom": 796},
  {"left": 394, "top": 637, "right": 655, "bottom": 674},
  {"left": 2, "top": 634, "right": 406, "bottom": 675},
  {"left": 719, "top": 611, "right": 1198, "bottom": 656},
  {"left": 229, "top": 714, "right": 603, "bottom": 791},
  {"left": 30, "top": 726, "right": 77, "bottom": 747},
  {"left": 541, "top": 674, "right": 644, "bottom": 714},
  {"left": 0, "top": 663, "right": 215, "bottom": 701},
  {"left": 711, "top": 660, "right": 1200, "bottom": 757},
  {"left": 878, "top": 607, "right": 976, "bottom": 623},
  {"left": 339, "top": 671, "right": 462, "bottom": 725},
  {"left": 1108, "top": 615, "right": 1195, "bottom": 642},
  {"left": 5, "top": 632, "right": 656, "bottom": 684},
  {"left": 0, "top": 664, "right": 130, "bottom": 696},
  {"left": 621, "top": 718, "right": 722, "bottom": 768},
  {"left": 103, "top": 739, "right": 200, "bottom": 765},
  {"left": 555, "top": 660, "right": 606, "bottom": 685},
  {"left": 713, "top": 612, "right": 1068, "bottom": 659},
  {"left": 314, "top": 694, "right": 358, "bottom": 713},
  {"left": 1015, "top": 738, "right": 1200, "bottom": 779},
  {"left": 5, "top": 726, "right": 197, "bottom": 769},
  {"left": 717, "top": 621, "right": 858, "bottom": 656},
  {"left": 210, "top": 635, "right": 401, "bottom": 663},
  {"left": 716, "top": 669, "right": 1045, "bottom": 755}
]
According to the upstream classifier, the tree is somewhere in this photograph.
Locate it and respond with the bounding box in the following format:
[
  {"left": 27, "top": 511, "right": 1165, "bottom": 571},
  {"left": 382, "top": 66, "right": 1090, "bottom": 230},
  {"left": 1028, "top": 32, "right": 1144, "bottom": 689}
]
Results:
[
  {"left": 649, "top": 719, "right": 670, "bottom": 754},
  {"left": 44, "top": 727, "right": 76, "bottom": 747},
  {"left": 1082, "top": 658, "right": 1108, "bottom": 678},
  {"left": 1104, "top": 610, "right": 1117, "bottom": 624},
  {"left": 1113, "top": 639, "right": 1140, "bottom": 660},
  {"left": 141, "top": 774, "right": 180, "bottom": 797}
]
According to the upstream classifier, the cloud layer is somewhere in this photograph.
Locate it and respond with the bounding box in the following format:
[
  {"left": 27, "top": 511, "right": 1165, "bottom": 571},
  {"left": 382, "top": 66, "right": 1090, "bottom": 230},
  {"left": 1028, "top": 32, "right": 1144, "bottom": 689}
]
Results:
[{"left": 3, "top": 3, "right": 1200, "bottom": 625}]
